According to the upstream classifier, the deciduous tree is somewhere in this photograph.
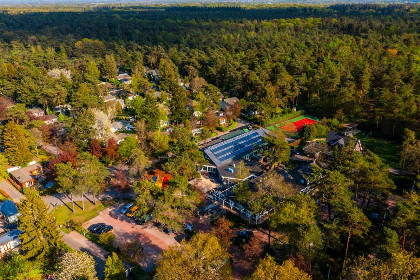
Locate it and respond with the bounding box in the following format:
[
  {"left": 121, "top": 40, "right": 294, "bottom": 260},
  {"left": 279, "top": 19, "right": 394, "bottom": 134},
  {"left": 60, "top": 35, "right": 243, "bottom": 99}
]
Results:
[
  {"left": 55, "top": 162, "right": 78, "bottom": 212},
  {"left": 117, "top": 135, "right": 138, "bottom": 160},
  {"left": 89, "top": 138, "right": 103, "bottom": 158},
  {"left": 55, "top": 251, "right": 97, "bottom": 280},
  {"left": 345, "top": 251, "right": 420, "bottom": 280},
  {"left": 211, "top": 216, "right": 235, "bottom": 249},
  {"left": 104, "top": 137, "right": 119, "bottom": 163},
  {"left": 155, "top": 233, "right": 232, "bottom": 280},
  {"left": 0, "top": 253, "right": 43, "bottom": 280},
  {"left": 251, "top": 255, "right": 311, "bottom": 280},
  {"left": 264, "top": 131, "right": 290, "bottom": 169},
  {"left": 203, "top": 109, "right": 218, "bottom": 131},
  {"left": 104, "top": 252, "right": 126, "bottom": 280}
]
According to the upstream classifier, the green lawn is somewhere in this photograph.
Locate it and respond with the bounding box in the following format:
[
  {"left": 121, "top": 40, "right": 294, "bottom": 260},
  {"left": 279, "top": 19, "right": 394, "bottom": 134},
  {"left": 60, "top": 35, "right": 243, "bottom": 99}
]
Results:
[
  {"left": 52, "top": 200, "right": 106, "bottom": 230},
  {"left": 263, "top": 110, "right": 303, "bottom": 126},
  {"left": 358, "top": 134, "right": 401, "bottom": 169}
]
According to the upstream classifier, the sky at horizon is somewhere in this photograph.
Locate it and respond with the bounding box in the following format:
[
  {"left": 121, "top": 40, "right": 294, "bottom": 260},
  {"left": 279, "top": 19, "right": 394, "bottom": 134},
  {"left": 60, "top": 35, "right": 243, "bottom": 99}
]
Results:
[{"left": 0, "top": 0, "right": 417, "bottom": 5}]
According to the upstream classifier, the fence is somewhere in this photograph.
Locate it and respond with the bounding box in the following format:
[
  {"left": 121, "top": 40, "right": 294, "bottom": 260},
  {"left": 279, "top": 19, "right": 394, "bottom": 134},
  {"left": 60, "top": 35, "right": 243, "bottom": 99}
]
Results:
[{"left": 206, "top": 184, "right": 274, "bottom": 225}]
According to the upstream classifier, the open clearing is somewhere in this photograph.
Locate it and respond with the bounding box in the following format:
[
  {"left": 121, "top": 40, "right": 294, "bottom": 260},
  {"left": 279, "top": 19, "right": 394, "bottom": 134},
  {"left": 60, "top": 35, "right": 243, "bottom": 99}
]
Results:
[
  {"left": 357, "top": 133, "right": 401, "bottom": 169},
  {"left": 52, "top": 200, "right": 106, "bottom": 232}
]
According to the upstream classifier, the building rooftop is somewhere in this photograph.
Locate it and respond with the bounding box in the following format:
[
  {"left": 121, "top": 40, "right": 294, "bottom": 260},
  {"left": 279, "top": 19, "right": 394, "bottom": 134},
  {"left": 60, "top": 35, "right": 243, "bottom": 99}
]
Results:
[
  {"left": 0, "top": 229, "right": 21, "bottom": 246},
  {"left": 223, "top": 97, "right": 239, "bottom": 106},
  {"left": 9, "top": 163, "right": 42, "bottom": 184},
  {"left": 40, "top": 114, "right": 57, "bottom": 121},
  {"left": 217, "top": 160, "right": 263, "bottom": 180},
  {"left": 103, "top": 95, "right": 116, "bottom": 102},
  {"left": 204, "top": 128, "right": 267, "bottom": 167},
  {"left": 0, "top": 200, "right": 18, "bottom": 218},
  {"left": 326, "top": 132, "right": 348, "bottom": 146}
]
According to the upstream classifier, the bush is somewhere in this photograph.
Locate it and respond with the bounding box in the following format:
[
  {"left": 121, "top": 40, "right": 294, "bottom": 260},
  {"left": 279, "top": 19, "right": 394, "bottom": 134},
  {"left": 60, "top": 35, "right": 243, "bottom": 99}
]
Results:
[
  {"left": 302, "top": 123, "right": 328, "bottom": 140},
  {"left": 98, "top": 231, "right": 115, "bottom": 248},
  {"left": 65, "top": 219, "right": 83, "bottom": 232}
]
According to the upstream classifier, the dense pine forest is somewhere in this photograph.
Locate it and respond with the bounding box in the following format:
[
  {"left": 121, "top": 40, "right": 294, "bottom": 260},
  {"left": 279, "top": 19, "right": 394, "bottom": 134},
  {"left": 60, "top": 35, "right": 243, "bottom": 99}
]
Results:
[
  {"left": 0, "top": 4, "right": 419, "bottom": 280},
  {"left": 0, "top": 4, "right": 418, "bottom": 136}
]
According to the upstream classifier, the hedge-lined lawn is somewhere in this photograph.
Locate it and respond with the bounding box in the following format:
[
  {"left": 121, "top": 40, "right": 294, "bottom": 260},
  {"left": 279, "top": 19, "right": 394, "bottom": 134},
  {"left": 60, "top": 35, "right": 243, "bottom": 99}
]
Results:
[
  {"left": 263, "top": 110, "right": 303, "bottom": 126},
  {"left": 358, "top": 134, "right": 401, "bottom": 169},
  {"left": 52, "top": 200, "right": 106, "bottom": 231}
]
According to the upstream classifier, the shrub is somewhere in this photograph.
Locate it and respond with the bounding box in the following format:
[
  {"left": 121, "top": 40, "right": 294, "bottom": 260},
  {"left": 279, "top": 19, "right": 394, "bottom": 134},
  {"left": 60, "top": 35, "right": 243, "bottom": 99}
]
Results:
[{"left": 98, "top": 231, "right": 115, "bottom": 248}]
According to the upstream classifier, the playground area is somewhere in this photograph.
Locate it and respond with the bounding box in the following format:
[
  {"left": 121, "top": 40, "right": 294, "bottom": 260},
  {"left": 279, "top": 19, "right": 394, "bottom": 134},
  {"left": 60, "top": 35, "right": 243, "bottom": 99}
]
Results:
[{"left": 266, "top": 115, "right": 319, "bottom": 133}]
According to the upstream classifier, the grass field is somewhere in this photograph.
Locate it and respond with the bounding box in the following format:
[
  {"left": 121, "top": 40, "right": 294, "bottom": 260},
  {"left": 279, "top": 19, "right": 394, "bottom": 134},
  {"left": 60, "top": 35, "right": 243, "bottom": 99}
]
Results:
[
  {"left": 267, "top": 115, "right": 319, "bottom": 132},
  {"left": 263, "top": 111, "right": 303, "bottom": 126},
  {"left": 52, "top": 200, "right": 106, "bottom": 231},
  {"left": 357, "top": 134, "right": 401, "bottom": 169}
]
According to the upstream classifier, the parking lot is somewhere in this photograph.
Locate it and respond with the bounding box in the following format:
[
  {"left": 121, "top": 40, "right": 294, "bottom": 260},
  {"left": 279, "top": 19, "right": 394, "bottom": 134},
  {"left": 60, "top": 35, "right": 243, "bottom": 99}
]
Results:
[{"left": 83, "top": 205, "right": 177, "bottom": 271}]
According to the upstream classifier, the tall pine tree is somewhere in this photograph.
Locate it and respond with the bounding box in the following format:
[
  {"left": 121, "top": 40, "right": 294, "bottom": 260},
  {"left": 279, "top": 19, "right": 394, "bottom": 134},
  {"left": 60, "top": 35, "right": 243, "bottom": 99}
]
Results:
[
  {"left": 102, "top": 54, "right": 117, "bottom": 80},
  {"left": 3, "top": 121, "right": 33, "bottom": 166},
  {"left": 18, "top": 190, "right": 61, "bottom": 260}
]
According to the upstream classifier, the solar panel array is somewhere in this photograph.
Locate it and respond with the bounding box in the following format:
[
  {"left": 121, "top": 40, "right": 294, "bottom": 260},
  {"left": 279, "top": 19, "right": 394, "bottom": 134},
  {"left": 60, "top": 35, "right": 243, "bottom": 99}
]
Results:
[{"left": 204, "top": 129, "right": 266, "bottom": 166}]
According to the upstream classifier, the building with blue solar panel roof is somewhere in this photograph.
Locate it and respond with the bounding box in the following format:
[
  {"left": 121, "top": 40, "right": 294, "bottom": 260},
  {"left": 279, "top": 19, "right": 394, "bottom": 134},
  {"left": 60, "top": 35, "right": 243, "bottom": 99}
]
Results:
[{"left": 202, "top": 128, "right": 268, "bottom": 184}]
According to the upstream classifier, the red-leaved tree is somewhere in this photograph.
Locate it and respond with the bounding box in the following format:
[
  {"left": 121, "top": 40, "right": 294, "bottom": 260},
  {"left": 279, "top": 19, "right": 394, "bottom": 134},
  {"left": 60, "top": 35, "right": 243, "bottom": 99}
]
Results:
[
  {"left": 48, "top": 141, "right": 79, "bottom": 178},
  {"left": 89, "top": 138, "right": 103, "bottom": 158},
  {"left": 104, "top": 138, "right": 118, "bottom": 162}
]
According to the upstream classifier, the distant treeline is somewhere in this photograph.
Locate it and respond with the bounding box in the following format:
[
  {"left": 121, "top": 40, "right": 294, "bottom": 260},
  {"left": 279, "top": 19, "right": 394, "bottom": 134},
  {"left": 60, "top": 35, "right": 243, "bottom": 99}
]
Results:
[{"left": 0, "top": 4, "right": 419, "bottom": 137}]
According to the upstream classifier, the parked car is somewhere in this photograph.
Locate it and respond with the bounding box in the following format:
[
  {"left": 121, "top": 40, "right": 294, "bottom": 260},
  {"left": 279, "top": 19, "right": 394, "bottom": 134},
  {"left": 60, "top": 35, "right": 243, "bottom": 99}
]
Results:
[
  {"left": 137, "top": 213, "right": 153, "bottom": 225},
  {"left": 97, "top": 225, "right": 113, "bottom": 234},
  {"left": 126, "top": 206, "right": 138, "bottom": 217},
  {"left": 233, "top": 230, "right": 254, "bottom": 245},
  {"left": 88, "top": 223, "right": 105, "bottom": 233},
  {"left": 121, "top": 203, "right": 134, "bottom": 214},
  {"left": 185, "top": 223, "right": 194, "bottom": 232},
  {"left": 162, "top": 226, "right": 173, "bottom": 235}
]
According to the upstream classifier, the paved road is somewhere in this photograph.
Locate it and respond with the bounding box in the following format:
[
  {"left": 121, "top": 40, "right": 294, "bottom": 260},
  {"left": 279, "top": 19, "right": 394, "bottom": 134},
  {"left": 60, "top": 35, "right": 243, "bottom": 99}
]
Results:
[
  {"left": 62, "top": 231, "right": 108, "bottom": 280},
  {"left": 40, "top": 143, "right": 63, "bottom": 156},
  {"left": 0, "top": 180, "right": 24, "bottom": 203},
  {"left": 389, "top": 168, "right": 416, "bottom": 176}
]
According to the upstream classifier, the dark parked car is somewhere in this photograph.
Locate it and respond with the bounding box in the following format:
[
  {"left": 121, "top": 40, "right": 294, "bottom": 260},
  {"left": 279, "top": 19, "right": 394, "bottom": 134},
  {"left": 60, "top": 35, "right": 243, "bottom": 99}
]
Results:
[
  {"left": 233, "top": 230, "right": 254, "bottom": 245},
  {"left": 137, "top": 214, "right": 153, "bottom": 225},
  {"left": 97, "top": 225, "right": 113, "bottom": 234},
  {"left": 88, "top": 223, "right": 105, "bottom": 233},
  {"left": 162, "top": 226, "right": 172, "bottom": 235}
]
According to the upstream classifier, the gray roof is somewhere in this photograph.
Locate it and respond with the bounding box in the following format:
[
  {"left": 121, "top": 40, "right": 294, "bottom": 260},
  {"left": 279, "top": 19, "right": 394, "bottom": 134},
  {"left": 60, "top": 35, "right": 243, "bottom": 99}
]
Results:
[
  {"left": 217, "top": 160, "right": 263, "bottom": 180},
  {"left": 40, "top": 114, "right": 57, "bottom": 121},
  {"left": 0, "top": 229, "right": 21, "bottom": 246},
  {"left": 223, "top": 97, "right": 239, "bottom": 106},
  {"left": 290, "top": 162, "right": 318, "bottom": 186},
  {"left": 9, "top": 163, "right": 42, "bottom": 184},
  {"left": 0, "top": 200, "right": 18, "bottom": 217},
  {"left": 326, "top": 132, "right": 348, "bottom": 146},
  {"left": 103, "top": 95, "right": 116, "bottom": 102},
  {"left": 204, "top": 128, "right": 267, "bottom": 167},
  {"left": 27, "top": 108, "right": 44, "bottom": 114}
]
